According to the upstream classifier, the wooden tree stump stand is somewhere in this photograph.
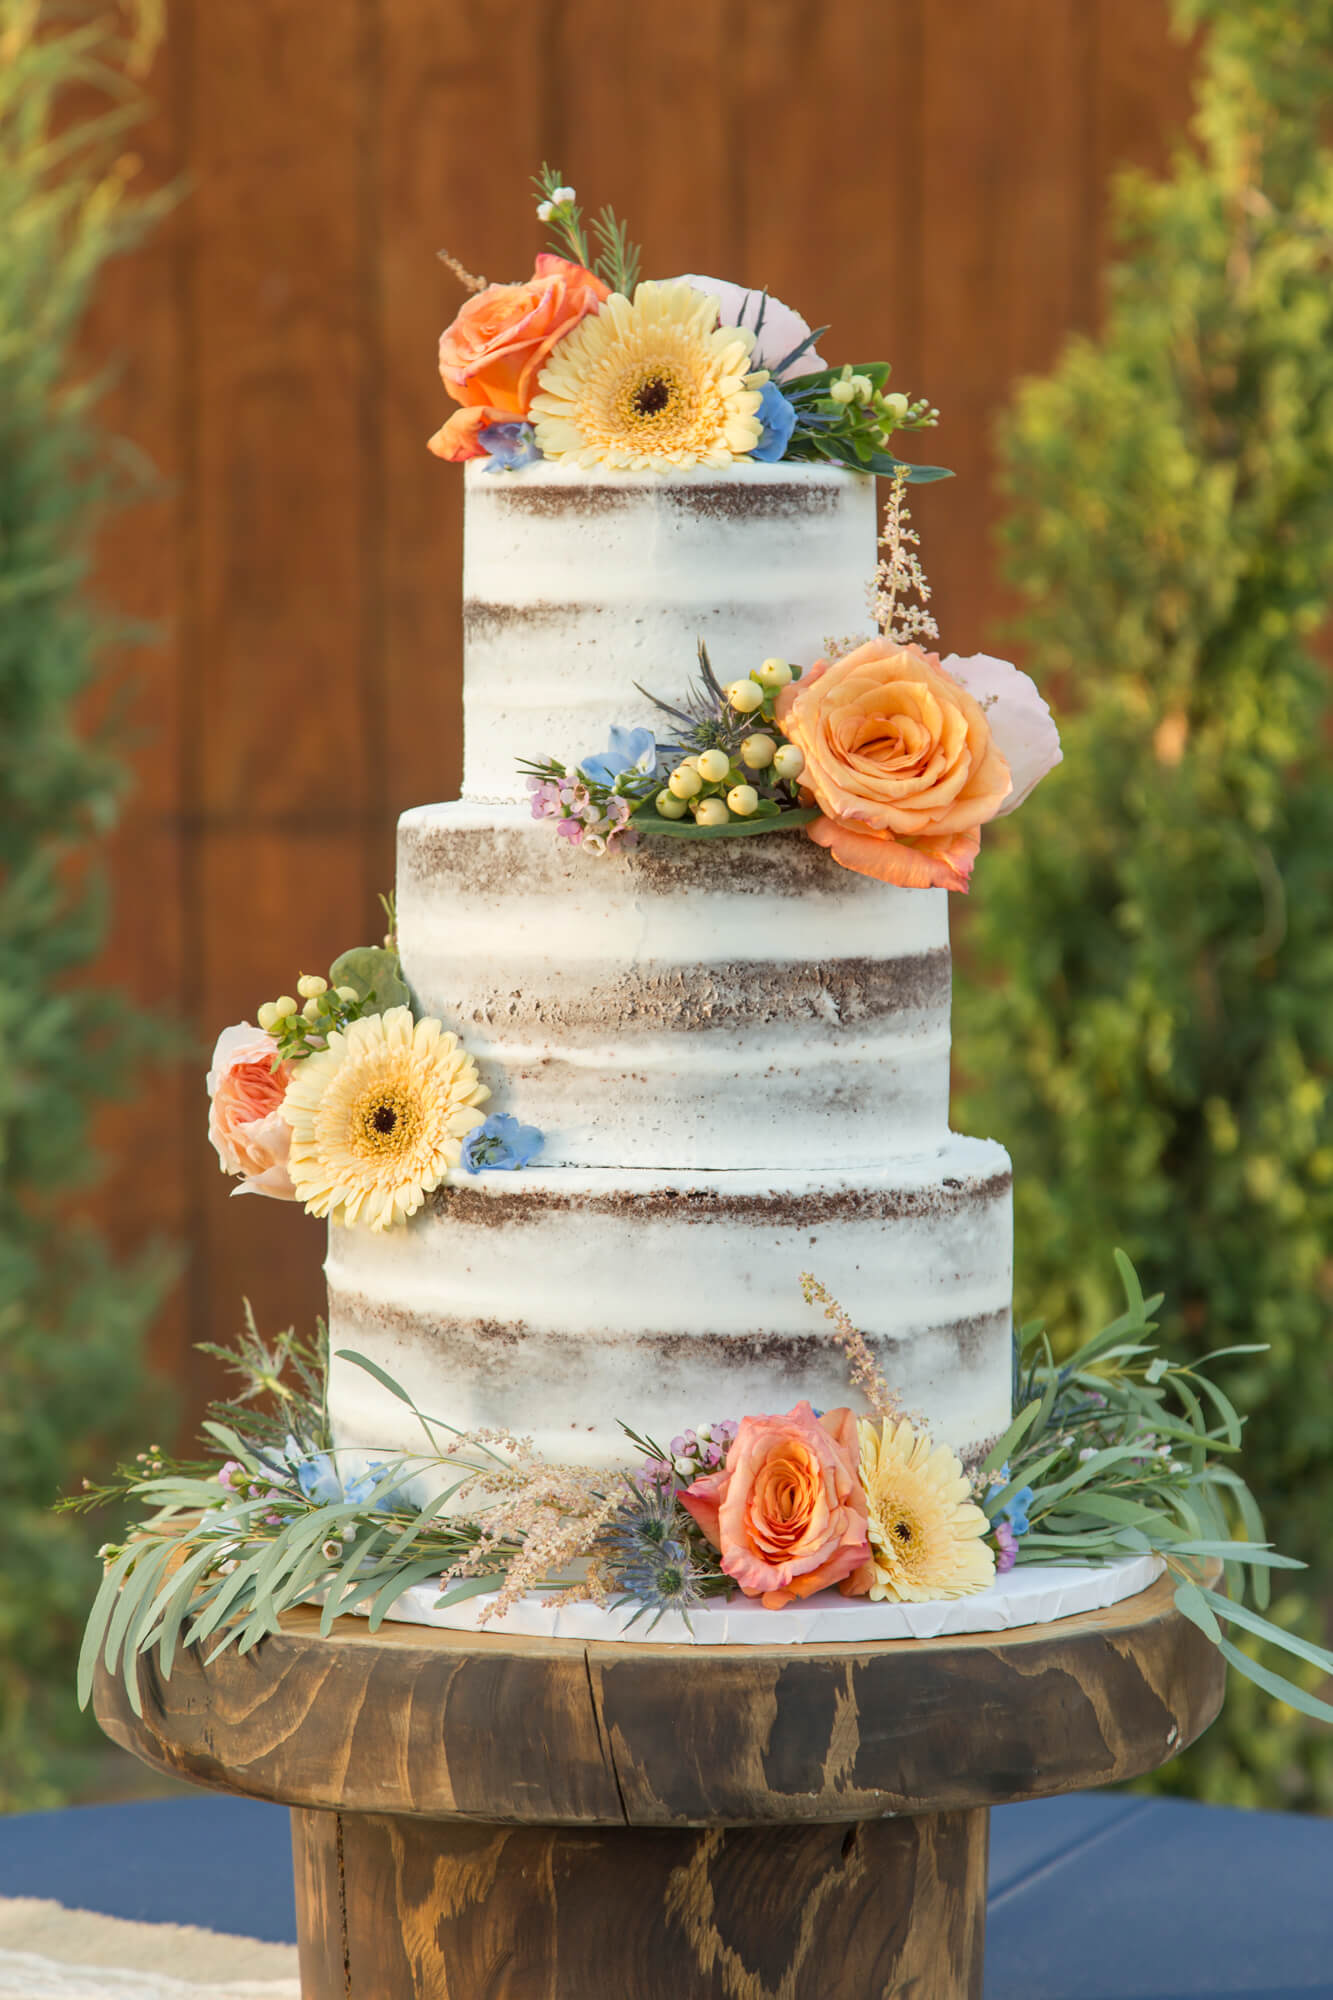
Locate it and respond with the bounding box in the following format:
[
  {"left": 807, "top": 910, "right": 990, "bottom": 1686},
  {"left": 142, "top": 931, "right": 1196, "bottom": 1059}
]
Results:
[{"left": 95, "top": 1570, "right": 1224, "bottom": 1999}]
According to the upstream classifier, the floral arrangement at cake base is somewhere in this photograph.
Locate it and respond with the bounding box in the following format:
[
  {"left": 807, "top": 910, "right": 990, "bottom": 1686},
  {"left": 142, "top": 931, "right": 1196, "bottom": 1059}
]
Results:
[{"left": 72, "top": 1258, "right": 1333, "bottom": 1723}]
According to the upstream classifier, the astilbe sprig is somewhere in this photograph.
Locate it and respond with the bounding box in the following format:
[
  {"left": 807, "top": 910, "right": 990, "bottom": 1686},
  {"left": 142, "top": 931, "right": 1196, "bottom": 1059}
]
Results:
[{"left": 870, "top": 469, "right": 940, "bottom": 647}]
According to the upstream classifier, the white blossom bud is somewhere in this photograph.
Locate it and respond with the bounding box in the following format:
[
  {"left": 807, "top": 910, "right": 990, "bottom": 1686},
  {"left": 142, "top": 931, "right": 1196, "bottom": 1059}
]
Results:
[
  {"left": 668, "top": 763, "right": 703, "bottom": 800},
  {"left": 694, "top": 797, "right": 731, "bottom": 827},
  {"left": 696, "top": 748, "right": 731, "bottom": 783},
  {"left": 535, "top": 199, "right": 554, "bottom": 222},
  {"left": 726, "top": 784, "right": 759, "bottom": 816},
  {"left": 554, "top": 185, "right": 577, "bottom": 204},
  {"left": 321, "top": 1539, "right": 342, "bottom": 1562},
  {"left": 673, "top": 1454, "right": 696, "bottom": 1478},
  {"left": 726, "top": 679, "right": 765, "bottom": 715},
  {"left": 655, "top": 789, "right": 688, "bottom": 819},
  {"left": 297, "top": 974, "right": 328, "bottom": 998},
  {"left": 772, "top": 743, "right": 806, "bottom": 780},
  {"left": 740, "top": 734, "right": 776, "bottom": 769},
  {"left": 755, "top": 657, "right": 793, "bottom": 690}
]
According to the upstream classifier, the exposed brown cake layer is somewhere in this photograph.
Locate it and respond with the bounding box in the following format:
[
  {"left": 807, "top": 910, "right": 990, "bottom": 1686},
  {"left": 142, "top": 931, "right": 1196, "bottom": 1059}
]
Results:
[
  {"left": 399, "top": 815, "right": 877, "bottom": 900},
  {"left": 328, "top": 1283, "right": 1010, "bottom": 1396},
  {"left": 481, "top": 478, "right": 848, "bottom": 523},
  {"left": 450, "top": 949, "right": 951, "bottom": 1038},
  {"left": 424, "top": 1167, "right": 1012, "bottom": 1229}
]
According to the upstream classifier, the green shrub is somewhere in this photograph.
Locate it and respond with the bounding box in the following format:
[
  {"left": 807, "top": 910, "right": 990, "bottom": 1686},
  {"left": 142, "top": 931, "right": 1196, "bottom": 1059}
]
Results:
[
  {"left": 956, "top": 0, "right": 1333, "bottom": 1808},
  {"left": 0, "top": 1, "right": 173, "bottom": 1809}
]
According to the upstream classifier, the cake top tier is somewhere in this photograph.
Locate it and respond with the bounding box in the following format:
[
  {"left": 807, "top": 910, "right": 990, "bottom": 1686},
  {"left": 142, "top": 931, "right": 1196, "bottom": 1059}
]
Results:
[{"left": 461, "top": 460, "right": 877, "bottom": 804}]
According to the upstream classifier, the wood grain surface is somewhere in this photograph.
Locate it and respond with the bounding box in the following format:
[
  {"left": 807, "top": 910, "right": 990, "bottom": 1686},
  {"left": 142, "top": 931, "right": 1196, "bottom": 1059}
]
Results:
[
  {"left": 80, "top": 2, "right": 1199, "bottom": 1433},
  {"left": 95, "top": 1568, "right": 1225, "bottom": 1828},
  {"left": 293, "top": 1804, "right": 989, "bottom": 1999}
]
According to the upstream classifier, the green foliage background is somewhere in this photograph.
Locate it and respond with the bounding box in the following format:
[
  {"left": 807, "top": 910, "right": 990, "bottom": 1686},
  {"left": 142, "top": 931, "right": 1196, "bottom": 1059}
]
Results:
[
  {"left": 0, "top": 1, "right": 174, "bottom": 1809},
  {"left": 956, "top": 0, "right": 1333, "bottom": 1808}
]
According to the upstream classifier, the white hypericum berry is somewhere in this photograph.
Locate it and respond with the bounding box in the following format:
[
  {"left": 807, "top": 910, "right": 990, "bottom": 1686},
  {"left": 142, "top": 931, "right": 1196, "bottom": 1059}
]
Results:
[
  {"left": 335, "top": 984, "right": 360, "bottom": 1003},
  {"left": 535, "top": 199, "right": 554, "bottom": 222},
  {"left": 755, "top": 657, "right": 793, "bottom": 691},
  {"left": 696, "top": 747, "right": 731, "bottom": 783},
  {"left": 668, "top": 763, "right": 703, "bottom": 800},
  {"left": 829, "top": 378, "right": 856, "bottom": 406},
  {"left": 271, "top": 995, "right": 298, "bottom": 1020},
  {"left": 694, "top": 798, "right": 730, "bottom": 826},
  {"left": 302, "top": 995, "right": 322, "bottom": 1021},
  {"left": 297, "top": 974, "right": 328, "bottom": 999},
  {"left": 655, "top": 790, "right": 688, "bottom": 819},
  {"left": 257, "top": 1001, "right": 280, "bottom": 1031},
  {"left": 726, "top": 784, "right": 759, "bottom": 816},
  {"left": 726, "top": 679, "right": 765, "bottom": 715},
  {"left": 772, "top": 743, "right": 806, "bottom": 780},
  {"left": 849, "top": 373, "right": 874, "bottom": 403},
  {"left": 740, "top": 734, "right": 777, "bottom": 768},
  {"left": 882, "top": 391, "right": 909, "bottom": 421}
]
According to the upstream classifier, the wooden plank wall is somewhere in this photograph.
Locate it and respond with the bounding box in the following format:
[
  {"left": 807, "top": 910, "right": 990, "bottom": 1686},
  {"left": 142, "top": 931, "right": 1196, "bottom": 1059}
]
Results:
[{"left": 84, "top": 0, "right": 1197, "bottom": 1431}]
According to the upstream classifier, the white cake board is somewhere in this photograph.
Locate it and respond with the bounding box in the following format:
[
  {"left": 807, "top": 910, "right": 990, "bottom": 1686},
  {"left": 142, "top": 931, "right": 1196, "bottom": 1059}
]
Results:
[{"left": 366, "top": 1553, "right": 1163, "bottom": 1646}]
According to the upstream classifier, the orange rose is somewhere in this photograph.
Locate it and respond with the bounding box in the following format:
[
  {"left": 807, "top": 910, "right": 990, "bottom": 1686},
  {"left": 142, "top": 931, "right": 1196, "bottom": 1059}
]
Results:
[
  {"left": 429, "top": 254, "right": 609, "bottom": 460},
  {"left": 774, "top": 639, "right": 1013, "bottom": 891},
  {"left": 680, "top": 1402, "right": 871, "bottom": 1610},
  {"left": 207, "top": 1024, "right": 296, "bottom": 1200}
]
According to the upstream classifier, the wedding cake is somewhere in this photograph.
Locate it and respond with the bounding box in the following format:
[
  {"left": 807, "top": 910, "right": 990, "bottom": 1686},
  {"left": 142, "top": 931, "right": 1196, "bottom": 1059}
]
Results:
[{"left": 203, "top": 177, "right": 1063, "bottom": 1610}]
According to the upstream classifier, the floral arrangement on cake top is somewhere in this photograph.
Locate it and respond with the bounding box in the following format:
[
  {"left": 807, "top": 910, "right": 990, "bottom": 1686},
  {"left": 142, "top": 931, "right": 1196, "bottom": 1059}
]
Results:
[
  {"left": 74, "top": 1258, "right": 1333, "bottom": 1723},
  {"left": 428, "top": 166, "right": 948, "bottom": 481},
  {"left": 206, "top": 906, "right": 541, "bottom": 1233}
]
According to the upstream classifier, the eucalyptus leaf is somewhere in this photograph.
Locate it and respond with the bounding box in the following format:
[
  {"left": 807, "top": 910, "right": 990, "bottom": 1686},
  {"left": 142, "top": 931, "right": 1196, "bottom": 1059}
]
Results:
[
  {"left": 327, "top": 945, "right": 411, "bottom": 1015},
  {"left": 630, "top": 807, "right": 820, "bottom": 841}
]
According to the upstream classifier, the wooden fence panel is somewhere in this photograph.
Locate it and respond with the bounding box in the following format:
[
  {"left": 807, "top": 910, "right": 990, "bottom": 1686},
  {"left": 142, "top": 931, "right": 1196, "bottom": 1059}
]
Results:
[{"left": 77, "top": 0, "right": 1196, "bottom": 1435}]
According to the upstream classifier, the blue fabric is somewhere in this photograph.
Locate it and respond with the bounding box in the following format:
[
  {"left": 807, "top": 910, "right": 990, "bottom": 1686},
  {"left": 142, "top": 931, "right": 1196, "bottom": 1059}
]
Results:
[
  {"left": 2, "top": 1789, "right": 1331, "bottom": 1991},
  {"left": 0, "top": 1795, "right": 295, "bottom": 1944}
]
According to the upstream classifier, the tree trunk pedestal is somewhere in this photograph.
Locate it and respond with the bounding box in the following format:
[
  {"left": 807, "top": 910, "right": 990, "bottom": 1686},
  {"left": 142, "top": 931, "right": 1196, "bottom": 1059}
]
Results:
[{"left": 95, "top": 1569, "right": 1224, "bottom": 1999}]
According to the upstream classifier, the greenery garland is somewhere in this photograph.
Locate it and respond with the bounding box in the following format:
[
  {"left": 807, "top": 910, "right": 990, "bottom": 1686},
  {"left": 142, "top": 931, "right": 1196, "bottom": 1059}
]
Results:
[{"left": 71, "top": 1257, "right": 1333, "bottom": 1727}]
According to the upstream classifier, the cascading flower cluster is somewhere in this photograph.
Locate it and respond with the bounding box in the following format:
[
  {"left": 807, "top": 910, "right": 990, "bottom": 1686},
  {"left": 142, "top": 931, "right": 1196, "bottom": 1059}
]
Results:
[
  {"left": 427, "top": 165, "right": 945, "bottom": 480},
  {"left": 206, "top": 938, "right": 542, "bottom": 1233}
]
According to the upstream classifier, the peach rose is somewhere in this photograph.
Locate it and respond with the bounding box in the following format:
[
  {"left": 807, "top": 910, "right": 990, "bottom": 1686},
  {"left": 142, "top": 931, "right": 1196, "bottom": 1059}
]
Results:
[
  {"left": 774, "top": 639, "right": 1013, "bottom": 892},
  {"left": 207, "top": 1024, "right": 296, "bottom": 1200},
  {"left": 430, "top": 255, "right": 609, "bottom": 457},
  {"left": 680, "top": 1401, "right": 871, "bottom": 1610}
]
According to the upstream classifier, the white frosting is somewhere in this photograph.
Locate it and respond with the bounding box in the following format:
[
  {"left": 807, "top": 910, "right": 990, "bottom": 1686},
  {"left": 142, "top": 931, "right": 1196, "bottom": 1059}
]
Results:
[
  {"left": 326, "top": 1138, "right": 1013, "bottom": 1486},
  {"left": 397, "top": 802, "right": 952, "bottom": 1170},
  {"left": 461, "top": 459, "right": 877, "bottom": 802}
]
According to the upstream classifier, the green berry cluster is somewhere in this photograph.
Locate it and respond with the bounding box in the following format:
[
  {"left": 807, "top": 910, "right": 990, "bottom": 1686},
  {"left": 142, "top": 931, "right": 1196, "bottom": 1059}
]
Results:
[
  {"left": 257, "top": 974, "right": 367, "bottom": 1064},
  {"left": 654, "top": 659, "right": 808, "bottom": 827}
]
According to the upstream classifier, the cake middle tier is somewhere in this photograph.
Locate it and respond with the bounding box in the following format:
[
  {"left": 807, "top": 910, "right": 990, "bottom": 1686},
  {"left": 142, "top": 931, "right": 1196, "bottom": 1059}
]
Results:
[
  {"left": 398, "top": 802, "right": 954, "bottom": 1171},
  {"left": 325, "top": 1139, "right": 1014, "bottom": 1485}
]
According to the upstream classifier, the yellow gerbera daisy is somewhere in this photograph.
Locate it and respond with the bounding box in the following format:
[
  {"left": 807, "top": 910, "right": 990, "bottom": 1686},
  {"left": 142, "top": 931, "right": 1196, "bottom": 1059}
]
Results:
[
  {"left": 856, "top": 1417, "right": 996, "bottom": 1601},
  {"left": 529, "top": 280, "right": 765, "bottom": 470},
  {"left": 282, "top": 1007, "right": 488, "bottom": 1232}
]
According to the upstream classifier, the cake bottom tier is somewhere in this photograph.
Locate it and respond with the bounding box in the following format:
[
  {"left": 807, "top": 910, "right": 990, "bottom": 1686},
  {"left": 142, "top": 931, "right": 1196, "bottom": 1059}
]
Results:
[{"left": 326, "top": 1135, "right": 1013, "bottom": 1486}]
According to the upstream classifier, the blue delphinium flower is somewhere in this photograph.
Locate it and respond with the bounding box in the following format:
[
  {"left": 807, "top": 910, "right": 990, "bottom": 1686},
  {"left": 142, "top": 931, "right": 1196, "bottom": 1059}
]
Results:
[
  {"left": 478, "top": 420, "right": 542, "bottom": 473},
  {"left": 751, "top": 380, "right": 797, "bottom": 463},
  {"left": 461, "top": 1112, "right": 543, "bottom": 1174},
  {"left": 292, "top": 1450, "right": 343, "bottom": 1506},
  {"left": 985, "top": 1463, "right": 1035, "bottom": 1539},
  {"left": 579, "top": 724, "right": 658, "bottom": 789},
  {"left": 285, "top": 1441, "right": 409, "bottom": 1511}
]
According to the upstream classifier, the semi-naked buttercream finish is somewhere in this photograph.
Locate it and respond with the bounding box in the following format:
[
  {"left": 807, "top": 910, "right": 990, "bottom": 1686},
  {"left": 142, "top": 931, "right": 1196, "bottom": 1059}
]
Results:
[
  {"left": 326, "top": 1142, "right": 1013, "bottom": 1485},
  {"left": 328, "top": 461, "right": 1017, "bottom": 1482},
  {"left": 397, "top": 801, "right": 952, "bottom": 1170},
  {"left": 461, "top": 459, "right": 877, "bottom": 802}
]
